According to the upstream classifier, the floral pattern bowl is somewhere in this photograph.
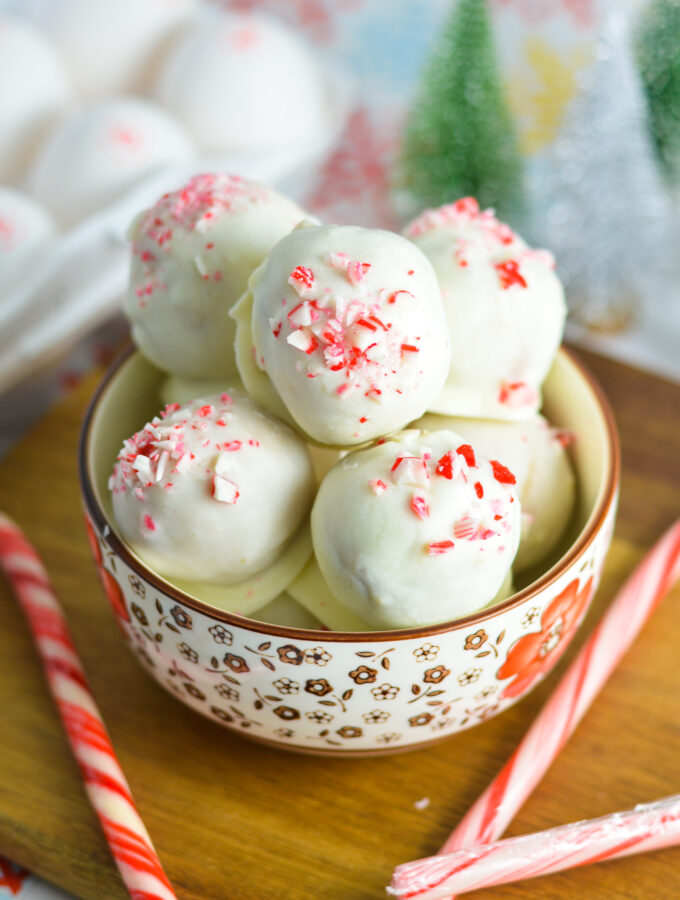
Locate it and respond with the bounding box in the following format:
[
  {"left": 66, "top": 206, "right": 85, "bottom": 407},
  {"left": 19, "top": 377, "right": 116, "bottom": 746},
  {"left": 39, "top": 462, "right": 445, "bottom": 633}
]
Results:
[{"left": 78, "top": 346, "right": 619, "bottom": 755}]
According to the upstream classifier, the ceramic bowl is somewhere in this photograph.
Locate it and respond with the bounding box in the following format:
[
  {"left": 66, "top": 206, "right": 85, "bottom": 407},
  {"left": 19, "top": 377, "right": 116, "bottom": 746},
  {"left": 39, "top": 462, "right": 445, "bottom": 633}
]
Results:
[{"left": 78, "top": 347, "right": 619, "bottom": 756}]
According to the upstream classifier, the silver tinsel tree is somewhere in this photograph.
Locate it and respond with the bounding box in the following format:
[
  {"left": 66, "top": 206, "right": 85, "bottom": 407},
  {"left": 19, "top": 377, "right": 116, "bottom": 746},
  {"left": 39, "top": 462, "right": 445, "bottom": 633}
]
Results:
[{"left": 535, "top": 13, "right": 672, "bottom": 332}]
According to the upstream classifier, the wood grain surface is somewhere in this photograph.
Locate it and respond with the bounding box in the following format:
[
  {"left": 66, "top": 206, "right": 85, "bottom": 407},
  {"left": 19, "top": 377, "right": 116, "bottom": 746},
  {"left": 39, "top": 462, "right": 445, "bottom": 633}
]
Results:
[{"left": 0, "top": 347, "right": 679, "bottom": 900}]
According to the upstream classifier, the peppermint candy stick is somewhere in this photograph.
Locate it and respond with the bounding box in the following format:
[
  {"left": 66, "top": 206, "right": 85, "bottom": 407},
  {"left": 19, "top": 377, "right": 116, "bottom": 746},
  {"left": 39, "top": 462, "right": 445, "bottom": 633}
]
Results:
[
  {"left": 388, "top": 794, "right": 680, "bottom": 898},
  {"left": 440, "top": 520, "right": 680, "bottom": 858},
  {"left": 0, "top": 513, "right": 177, "bottom": 900}
]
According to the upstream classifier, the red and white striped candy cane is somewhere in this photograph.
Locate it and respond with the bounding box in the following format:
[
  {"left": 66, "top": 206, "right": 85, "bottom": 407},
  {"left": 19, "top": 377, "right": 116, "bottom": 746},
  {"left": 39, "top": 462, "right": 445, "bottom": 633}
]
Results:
[
  {"left": 390, "top": 520, "right": 680, "bottom": 899},
  {"left": 389, "top": 793, "right": 680, "bottom": 898},
  {"left": 0, "top": 513, "right": 177, "bottom": 900}
]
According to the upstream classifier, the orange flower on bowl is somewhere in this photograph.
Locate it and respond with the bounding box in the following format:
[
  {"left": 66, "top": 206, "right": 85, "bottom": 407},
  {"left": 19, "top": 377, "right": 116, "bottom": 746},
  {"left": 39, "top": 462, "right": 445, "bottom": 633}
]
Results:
[{"left": 497, "top": 576, "right": 594, "bottom": 699}]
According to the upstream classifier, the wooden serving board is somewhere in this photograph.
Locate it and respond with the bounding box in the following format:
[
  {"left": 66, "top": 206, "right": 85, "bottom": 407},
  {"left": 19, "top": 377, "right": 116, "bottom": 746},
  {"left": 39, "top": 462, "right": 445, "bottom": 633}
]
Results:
[{"left": 0, "top": 348, "right": 679, "bottom": 900}]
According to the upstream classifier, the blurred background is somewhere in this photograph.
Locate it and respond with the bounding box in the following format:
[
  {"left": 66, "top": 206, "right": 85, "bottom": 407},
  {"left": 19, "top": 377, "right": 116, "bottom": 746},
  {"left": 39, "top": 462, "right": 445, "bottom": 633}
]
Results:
[{"left": 1, "top": 0, "right": 679, "bottom": 461}]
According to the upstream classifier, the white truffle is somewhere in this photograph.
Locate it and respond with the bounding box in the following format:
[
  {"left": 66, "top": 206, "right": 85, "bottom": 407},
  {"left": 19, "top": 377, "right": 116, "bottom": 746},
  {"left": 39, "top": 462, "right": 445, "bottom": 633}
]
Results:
[
  {"left": 39, "top": 0, "right": 197, "bottom": 98},
  {"left": 109, "top": 390, "right": 316, "bottom": 584},
  {"left": 311, "top": 429, "right": 521, "bottom": 628},
  {"left": 418, "top": 413, "right": 576, "bottom": 572},
  {"left": 0, "top": 16, "right": 73, "bottom": 182},
  {"left": 0, "top": 188, "right": 57, "bottom": 294},
  {"left": 126, "top": 172, "right": 307, "bottom": 380},
  {"left": 30, "top": 97, "right": 194, "bottom": 227},
  {"left": 154, "top": 8, "right": 328, "bottom": 153},
  {"left": 404, "top": 198, "right": 566, "bottom": 421},
  {"left": 232, "top": 223, "right": 450, "bottom": 446}
]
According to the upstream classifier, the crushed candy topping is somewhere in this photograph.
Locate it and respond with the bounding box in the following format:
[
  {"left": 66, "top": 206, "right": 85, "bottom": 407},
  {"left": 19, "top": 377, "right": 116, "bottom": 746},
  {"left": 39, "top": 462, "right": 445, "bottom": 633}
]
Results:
[
  {"left": 495, "top": 259, "right": 527, "bottom": 290},
  {"left": 491, "top": 459, "right": 517, "bottom": 485}
]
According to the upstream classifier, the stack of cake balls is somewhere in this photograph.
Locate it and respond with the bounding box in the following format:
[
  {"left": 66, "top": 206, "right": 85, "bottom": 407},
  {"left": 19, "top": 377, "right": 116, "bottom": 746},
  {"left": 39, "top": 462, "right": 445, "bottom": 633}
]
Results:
[{"left": 110, "top": 176, "right": 574, "bottom": 632}]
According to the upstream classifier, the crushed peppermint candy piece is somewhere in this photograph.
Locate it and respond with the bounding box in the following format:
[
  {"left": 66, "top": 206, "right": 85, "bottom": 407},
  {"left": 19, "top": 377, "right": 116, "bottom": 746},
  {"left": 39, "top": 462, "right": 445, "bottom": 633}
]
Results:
[
  {"left": 456, "top": 444, "right": 476, "bottom": 467},
  {"left": 288, "top": 265, "right": 315, "bottom": 295},
  {"left": 410, "top": 495, "right": 430, "bottom": 520},
  {"left": 495, "top": 259, "right": 527, "bottom": 290},
  {"left": 391, "top": 455, "right": 429, "bottom": 487},
  {"left": 427, "top": 540, "right": 455, "bottom": 555},
  {"left": 368, "top": 478, "right": 388, "bottom": 495},
  {"left": 347, "top": 260, "right": 371, "bottom": 285},
  {"left": 498, "top": 380, "right": 539, "bottom": 408},
  {"left": 491, "top": 459, "right": 517, "bottom": 485},
  {"left": 212, "top": 475, "right": 240, "bottom": 504}
]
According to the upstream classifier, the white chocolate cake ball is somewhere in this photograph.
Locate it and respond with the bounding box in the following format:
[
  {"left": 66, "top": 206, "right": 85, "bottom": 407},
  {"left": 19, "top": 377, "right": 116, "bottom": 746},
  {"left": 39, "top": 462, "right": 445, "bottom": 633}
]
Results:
[
  {"left": 154, "top": 8, "right": 328, "bottom": 153},
  {"left": 30, "top": 98, "right": 194, "bottom": 228},
  {"left": 109, "top": 390, "right": 316, "bottom": 584},
  {"left": 0, "top": 16, "right": 73, "bottom": 183},
  {"left": 418, "top": 413, "right": 575, "bottom": 572},
  {"left": 40, "top": 0, "right": 197, "bottom": 98},
  {"left": 404, "top": 198, "right": 567, "bottom": 421},
  {"left": 126, "top": 173, "right": 307, "bottom": 380},
  {"left": 0, "top": 188, "right": 57, "bottom": 294},
  {"left": 232, "top": 224, "right": 450, "bottom": 446},
  {"left": 311, "top": 430, "right": 521, "bottom": 628}
]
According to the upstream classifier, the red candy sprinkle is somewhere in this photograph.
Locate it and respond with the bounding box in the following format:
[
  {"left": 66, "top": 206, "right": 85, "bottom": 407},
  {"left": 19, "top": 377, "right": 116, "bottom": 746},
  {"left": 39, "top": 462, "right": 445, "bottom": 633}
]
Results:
[
  {"left": 401, "top": 344, "right": 419, "bottom": 353},
  {"left": 221, "top": 441, "right": 242, "bottom": 451},
  {"left": 347, "top": 261, "right": 371, "bottom": 285},
  {"left": 474, "top": 481, "right": 484, "bottom": 498},
  {"left": 456, "top": 444, "right": 476, "bottom": 467},
  {"left": 435, "top": 452, "right": 454, "bottom": 479},
  {"left": 411, "top": 495, "right": 430, "bottom": 520},
  {"left": 491, "top": 460, "right": 517, "bottom": 485},
  {"left": 288, "top": 265, "right": 315, "bottom": 292},
  {"left": 197, "top": 405, "right": 213, "bottom": 417},
  {"left": 142, "top": 514, "right": 156, "bottom": 532},
  {"left": 495, "top": 259, "right": 527, "bottom": 290},
  {"left": 454, "top": 197, "right": 479, "bottom": 216},
  {"left": 427, "top": 540, "right": 455, "bottom": 555}
]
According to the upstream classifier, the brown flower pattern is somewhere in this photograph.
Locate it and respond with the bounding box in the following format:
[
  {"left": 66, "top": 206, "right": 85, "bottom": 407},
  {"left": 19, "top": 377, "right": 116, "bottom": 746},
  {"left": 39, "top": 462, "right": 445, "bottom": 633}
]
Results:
[
  {"left": 223, "top": 653, "right": 249, "bottom": 674},
  {"left": 275, "top": 727, "right": 295, "bottom": 738},
  {"left": 305, "top": 647, "right": 331, "bottom": 666},
  {"left": 306, "top": 710, "right": 333, "bottom": 724},
  {"left": 336, "top": 726, "right": 362, "bottom": 739},
  {"left": 208, "top": 624, "right": 233, "bottom": 645},
  {"left": 277, "top": 644, "right": 304, "bottom": 665},
  {"left": 457, "top": 668, "right": 482, "bottom": 686},
  {"left": 128, "top": 575, "right": 145, "bottom": 597},
  {"left": 131, "top": 603, "right": 149, "bottom": 627},
  {"left": 371, "top": 683, "right": 399, "bottom": 701},
  {"left": 376, "top": 732, "right": 401, "bottom": 744},
  {"left": 413, "top": 643, "right": 439, "bottom": 662},
  {"left": 423, "top": 665, "right": 450, "bottom": 684},
  {"left": 177, "top": 642, "right": 198, "bottom": 664},
  {"left": 409, "top": 713, "right": 435, "bottom": 727},
  {"left": 273, "top": 677, "right": 299, "bottom": 695},
  {"left": 171, "top": 605, "right": 192, "bottom": 629},
  {"left": 362, "top": 710, "right": 390, "bottom": 724},
  {"left": 349, "top": 665, "right": 378, "bottom": 685},
  {"left": 215, "top": 684, "right": 239, "bottom": 701},
  {"left": 210, "top": 706, "right": 234, "bottom": 722},
  {"left": 273, "top": 705, "right": 300, "bottom": 721},
  {"left": 464, "top": 629, "right": 488, "bottom": 651},
  {"left": 305, "top": 678, "right": 333, "bottom": 697}
]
